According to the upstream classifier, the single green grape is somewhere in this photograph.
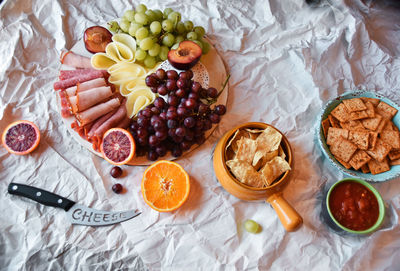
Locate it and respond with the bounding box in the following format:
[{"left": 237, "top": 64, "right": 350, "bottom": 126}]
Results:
[
  {"left": 108, "top": 21, "right": 120, "bottom": 33},
  {"left": 148, "top": 43, "right": 161, "bottom": 57},
  {"left": 162, "top": 19, "right": 174, "bottom": 32},
  {"left": 171, "top": 43, "right": 180, "bottom": 50},
  {"left": 192, "top": 40, "right": 203, "bottom": 50},
  {"left": 145, "top": 10, "right": 156, "bottom": 22},
  {"left": 201, "top": 40, "right": 211, "bottom": 54},
  {"left": 175, "top": 22, "right": 186, "bottom": 34},
  {"left": 120, "top": 20, "right": 130, "bottom": 33},
  {"left": 135, "top": 49, "right": 147, "bottom": 61},
  {"left": 153, "top": 9, "right": 163, "bottom": 21},
  {"left": 163, "top": 8, "right": 173, "bottom": 17},
  {"left": 184, "top": 20, "right": 194, "bottom": 32},
  {"left": 150, "top": 21, "right": 162, "bottom": 35},
  {"left": 128, "top": 22, "right": 142, "bottom": 36},
  {"left": 244, "top": 220, "right": 260, "bottom": 234},
  {"left": 123, "top": 10, "right": 135, "bottom": 22},
  {"left": 175, "top": 35, "right": 184, "bottom": 44},
  {"left": 136, "top": 4, "right": 147, "bottom": 13},
  {"left": 135, "top": 27, "right": 149, "bottom": 40},
  {"left": 194, "top": 26, "right": 206, "bottom": 38},
  {"left": 140, "top": 37, "right": 154, "bottom": 51},
  {"left": 144, "top": 55, "right": 156, "bottom": 68},
  {"left": 159, "top": 46, "right": 169, "bottom": 61},
  {"left": 135, "top": 13, "right": 149, "bottom": 25},
  {"left": 187, "top": 31, "right": 198, "bottom": 40},
  {"left": 162, "top": 33, "right": 175, "bottom": 47},
  {"left": 168, "top": 11, "right": 181, "bottom": 24}
]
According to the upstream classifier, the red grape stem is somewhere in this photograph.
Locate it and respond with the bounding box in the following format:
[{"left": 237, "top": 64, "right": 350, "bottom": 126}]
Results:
[{"left": 204, "top": 74, "right": 230, "bottom": 105}]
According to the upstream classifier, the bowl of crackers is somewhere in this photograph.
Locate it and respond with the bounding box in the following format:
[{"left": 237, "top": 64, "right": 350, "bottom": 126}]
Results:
[
  {"left": 317, "top": 90, "right": 400, "bottom": 182},
  {"left": 213, "top": 122, "right": 302, "bottom": 231}
]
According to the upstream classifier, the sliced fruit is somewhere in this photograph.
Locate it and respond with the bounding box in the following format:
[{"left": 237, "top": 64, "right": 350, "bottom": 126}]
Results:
[
  {"left": 141, "top": 160, "right": 190, "bottom": 212},
  {"left": 167, "top": 40, "right": 202, "bottom": 70},
  {"left": 84, "top": 26, "right": 112, "bottom": 54},
  {"left": 101, "top": 128, "right": 135, "bottom": 165},
  {"left": 2, "top": 120, "right": 40, "bottom": 155}
]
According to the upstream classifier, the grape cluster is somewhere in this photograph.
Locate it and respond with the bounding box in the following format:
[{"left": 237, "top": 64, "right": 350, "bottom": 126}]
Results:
[
  {"left": 108, "top": 4, "right": 210, "bottom": 68},
  {"left": 128, "top": 68, "right": 226, "bottom": 161}
]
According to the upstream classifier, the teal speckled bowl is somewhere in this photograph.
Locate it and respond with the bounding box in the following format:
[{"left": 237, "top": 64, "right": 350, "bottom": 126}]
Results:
[{"left": 316, "top": 90, "right": 400, "bottom": 182}]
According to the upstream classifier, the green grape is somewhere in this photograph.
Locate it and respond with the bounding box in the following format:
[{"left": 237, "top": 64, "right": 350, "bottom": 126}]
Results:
[
  {"left": 128, "top": 22, "right": 142, "bottom": 36},
  {"left": 120, "top": 20, "right": 130, "bottom": 33},
  {"left": 168, "top": 11, "right": 181, "bottom": 24},
  {"left": 184, "top": 20, "right": 194, "bottom": 32},
  {"left": 135, "top": 49, "right": 147, "bottom": 61},
  {"left": 162, "top": 19, "right": 174, "bottom": 32},
  {"left": 108, "top": 21, "right": 120, "bottom": 33},
  {"left": 175, "top": 22, "right": 186, "bottom": 34},
  {"left": 148, "top": 43, "right": 161, "bottom": 57},
  {"left": 192, "top": 40, "right": 203, "bottom": 50},
  {"left": 159, "top": 46, "right": 169, "bottom": 61},
  {"left": 171, "top": 43, "right": 179, "bottom": 50},
  {"left": 175, "top": 35, "right": 184, "bottom": 44},
  {"left": 123, "top": 10, "right": 135, "bottom": 22},
  {"left": 135, "top": 13, "right": 149, "bottom": 25},
  {"left": 135, "top": 27, "right": 149, "bottom": 40},
  {"left": 140, "top": 37, "right": 154, "bottom": 50},
  {"left": 153, "top": 9, "right": 163, "bottom": 21},
  {"left": 145, "top": 10, "right": 156, "bottom": 22},
  {"left": 136, "top": 4, "right": 147, "bottom": 13},
  {"left": 201, "top": 40, "right": 211, "bottom": 54},
  {"left": 194, "top": 26, "right": 205, "bottom": 38},
  {"left": 163, "top": 8, "right": 173, "bottom": 17},
  {"left": 244, "top": 220, "right": 260, "bottom": 234},
  {"left": 162, "top": 33, "right": 175, "bottom": 47},
  {"left": 150, "top": 21, "right": 162, "bottom": 35},
  {"left": 144, "top": 55, "right": 156, "bottom": 68},
  {"left": 187, "top": 31, "right": 198, "bottom": 40}
]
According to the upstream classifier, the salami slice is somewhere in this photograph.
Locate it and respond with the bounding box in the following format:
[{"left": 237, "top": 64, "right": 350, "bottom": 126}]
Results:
[
  {"left": 59, "top": 68, "right": 108, "bottom": 80},
  {"left": 54, "top": 70, "right": 104, "bottom": 90}
]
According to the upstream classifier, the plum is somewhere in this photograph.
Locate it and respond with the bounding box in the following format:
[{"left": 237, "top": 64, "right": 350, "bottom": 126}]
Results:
[
  {"left": 84, "top": 26, "right": 112, "bottom": 54},
  {"left": 167, "top": 40, "right": 202, "bottom": 70}
]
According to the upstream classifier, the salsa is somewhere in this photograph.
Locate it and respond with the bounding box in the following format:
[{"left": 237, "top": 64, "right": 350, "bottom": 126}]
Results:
[{"left": 329, "top": 181, "right": 379, "bottom": 231}]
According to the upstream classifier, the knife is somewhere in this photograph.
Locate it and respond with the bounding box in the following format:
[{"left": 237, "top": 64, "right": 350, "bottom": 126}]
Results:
[{"left": 8, "top": 182, "right": 141, "bottom": 227}]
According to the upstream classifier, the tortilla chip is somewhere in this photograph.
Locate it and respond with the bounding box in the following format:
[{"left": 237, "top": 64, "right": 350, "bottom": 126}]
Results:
[
  {"left": 376, "top": 101, "right": 398, "bottom": 120},
  {"left": 255, "top": 126, "right": 282, "bottom": 153},
  {"left": 235, "top": 137, "right": 257, "bottom": 164},
  {"left": 349, "top": 150, "right": 371, "bottom": 170},
  {"left": 361, "top": 114, "right": 382, "bottom": 131},
  {"left": 334, "top": 155, "right": 352, "bottom": 169},
  {"left": 245, "top": 128, "right": 263, "bottom": 140},
  {"left": 368, "top": 158, "right": 390, "bottom": 175},
  {"left": 380, "top": 130, "right": 400, "bottom": 149},
  {"left": 321, "top": 118, "right": 331, "bottom": 139},
  {"left": 326, "top": 127, "right": 349, "bottom": 145},
  {"left": 340, "top": 120, "right": 365, "bottom": 131},
  {"left": 348, "top": 130, "right": 370, "bottom": 150},
  {"left": 278, "top": 145, "right": 286, "bottom": 160},
  {"left": 226, "top": 160, "right": 265, "bottom": 188},
  {"left": 253, "top": 149, "right": 279, "bottom": 169},
  {"left": 368, "top": 132, "right": 378, "bottom": 150},
  {"left": 388, "top": 149, "right": 400, "bottom": 160},
  {"left": 365, "top": 102, "right": 375, "bottom": 118},
  {"left": 390, "top": 158, "right": 400, "bottom": 166},
  {"left": 343, "top": 98, "right": 367, "bottom": 112},
  {"left": 259, "top": 156, "right": 291, "bottom": 185},
  {"left": 330, "top": 137, "right": 358, "bottom": 162},
  {"left": 227, "top": 129, "right": 249, "bottom": 153},
  {"left": 360, "top": 97, "right": 380, "bottom": 107},
  {"left": 361, "top": 164, "right": 370, "bottom": 173},
  {"left": 328, "top": 114, "right": 341, "bottom": 128},
  {"left": 366, "top": 139, "right": 392, "bottom": 162},
  {"left": 349, "top": 110, "right": 369, "bottom": 121}
]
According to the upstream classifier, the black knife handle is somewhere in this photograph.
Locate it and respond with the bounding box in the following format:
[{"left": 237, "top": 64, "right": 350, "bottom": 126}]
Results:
[{"left": 8, "top": 183, "right": 75, "bottom": 211}]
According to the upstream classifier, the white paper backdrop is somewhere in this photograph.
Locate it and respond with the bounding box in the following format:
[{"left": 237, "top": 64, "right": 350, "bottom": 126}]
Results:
[{"left": 1, "top": 0, "right": 399, "bottom": 270}]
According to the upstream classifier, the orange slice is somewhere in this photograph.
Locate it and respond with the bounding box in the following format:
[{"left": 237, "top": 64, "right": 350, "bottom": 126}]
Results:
[
  {"left": 141, "top": 160, "right": 190, "bottom": 212},
  {"left": 2, "top": 120, "right": 40, "bottom": 155},
  {"left": 101, "top": 128, "right": 135, "bottom": 165}
]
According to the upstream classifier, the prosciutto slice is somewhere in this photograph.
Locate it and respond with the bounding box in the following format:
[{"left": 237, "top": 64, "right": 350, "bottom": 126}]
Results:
[
  {"left": 91, "top": 99, "right": 127, "bottom": 138},
  {"left": 116, "top": 116, "right": 130, "bottom": 129},
  {"left": 59, "top": 68, "right": 108, "bottom": 80},
  {"left": 68, "top": 86, "right": 113, "bottom": 113},
  {"left": 54, "top": 70, "right": 105, "bottom": 90},
  {"left": 59, "top": 90, "right": 72, "bottom": 118},
  {"left": 60, "top": 50, "right": 92, "bottom": 69},
  {"left": 87, "top": 108, "right": 118, "bottom": 138},
  {"left": 76, "top": 98, "right": 120, "bottom": 126},
  {"left": 65, "top": 77, "right": 107, "bottom": 97}
]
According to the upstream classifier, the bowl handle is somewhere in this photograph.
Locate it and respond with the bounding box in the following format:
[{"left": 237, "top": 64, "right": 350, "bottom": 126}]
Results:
[{"left": 266, "top": 193, "right": 303, "bottom": 232}]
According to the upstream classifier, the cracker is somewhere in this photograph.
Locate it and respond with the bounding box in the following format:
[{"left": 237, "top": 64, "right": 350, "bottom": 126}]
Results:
[
  {"left": 367, "top": 158, "right": 390, "bottom": 175},
  {"left": 361, "top": 114, "right": 382, "bottom": 131},
  {"left": 380, "top": 130, "right": 400, "bottom": 149},
  {"left": 226, "top": 160, "right": 265, "bottom": 188},
  {"left": 349, "top": 150, "right": 371, "bottom": 170},
  {"left": 343, "top": 98, "right": 367, "bottom": 112},
  {"left": 388, "top": 149, "right": 400, "bottom": 160},
  {"left": 340, "top": 120, "right": 365, "bottom": 131},
  {"left": 235, "top": 137, "right": 257, "bottom": 164},
  {"left": 328, "top": 114, "right": 341, "bottom": 128},
  {"left": 361, "top": 164, "right": 370, "bottom": 173},
  {"left": 375, "top": 118, "right": 388, "bottom": 134},
  {"left": 360, "top": 97, "right": 380, "bottom": 107},
  {"left": 326, "top": 127, "right": 349, "bottom": 145},
  {"left": 334, "top": 155, "right": 352, "bottom": 169},
  {"left": 330, "top": 103, "right": 349, "bottom": 122},
  {"left": 259, "top": 156, "right": 291, "bottom": 185},
  {"left": 321, "top": 118, "right": 331, "bottom": 139},
  {"left": 330, "top": 137, "right": 358, "bottom": 162},
  {"left": 366, "top": 139, "right": 392, "bottom": 162},
  {"left": 390, "top": 158, "right": 400, "bottom": 166},
  {"left": 349, "top": 110, "right": 369, "bottom": 121},
  {"left": 348, "top": 130, "right": 370, "bottom": 150},
  {"left": 368, "top": 132, "right": 378, "bottom": 150},
  {"left": 365, "top": 102, "right": 375, "bottom": 118},
  {"left": 376, "top": 101, "right": 398, "bottom": 120}
]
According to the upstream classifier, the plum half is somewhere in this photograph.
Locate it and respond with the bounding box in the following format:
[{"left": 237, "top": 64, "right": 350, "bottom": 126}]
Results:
[
  {"left": 167, "top": 40, "right": 202, "bottom": 70},
  {"left": 84, "top": 26, "right": 112, "bottom": 54}
]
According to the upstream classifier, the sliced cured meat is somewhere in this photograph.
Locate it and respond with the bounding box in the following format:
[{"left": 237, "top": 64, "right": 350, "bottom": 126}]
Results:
[
  {"left": 60, "top": 50, "right": 92, "bottom": 69},
  {"left": 59, "top": 68, "right": 108, "bottom": 80},
  {"left": 116, "top": 116, "right": 130, "bottom": 129},
  {"left": 69, "top": 86, "right": 113, "bottom": 113},
  {"left": 59, "top": 90, "right": 72, "bottom": 118},
  {"left": 92, "top": 99, "right": 127, "bottom": 138},
  {"left": 87, "top": 108, "right": 118, "bottom": 138},
  {"left": 71, "top": 121, "right": 93, "bottom": 140},
  {"left": 76, "top": 98, "right": 120, "bottom": 126},
  {"left": 65, "top": 77, "right": 107, "bottom": 97},
  {"left": 54, "top": 70, "right": 105, "bottom": 90}
]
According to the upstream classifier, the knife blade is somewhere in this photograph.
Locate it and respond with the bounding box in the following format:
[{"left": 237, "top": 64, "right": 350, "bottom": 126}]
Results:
[{"left": 8, "top": 182, "right": 141, "bottom": 226}]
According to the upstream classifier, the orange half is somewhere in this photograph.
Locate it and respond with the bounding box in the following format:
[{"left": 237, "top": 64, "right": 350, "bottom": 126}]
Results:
[
  {"left": 101, "top": 128, "right": 135, "bottom": 165},
  {"left": 2, "top": 120, "right": 40, "bottom": 155},
  {"left": 141, "top": 160, "right": 190, "bottom": 212}
]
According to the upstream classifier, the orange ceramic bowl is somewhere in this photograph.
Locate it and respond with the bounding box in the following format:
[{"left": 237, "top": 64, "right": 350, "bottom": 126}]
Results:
[{"left": 213, "top": 122, "right": 302, "bottom": 231}]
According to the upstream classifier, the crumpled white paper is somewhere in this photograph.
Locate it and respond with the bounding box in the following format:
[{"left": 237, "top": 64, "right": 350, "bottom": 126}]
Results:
[{"left": 1, "top": 0, "right": 400, "bottom": 270}]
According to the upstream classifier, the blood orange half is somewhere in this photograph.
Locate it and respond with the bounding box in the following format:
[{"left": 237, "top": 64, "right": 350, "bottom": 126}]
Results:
[
  {"left": 2, "top": 120, "right": 40, "bottom": 155},
  {"left": 101, "top": 128, "right": 135, "bottom": 165}
]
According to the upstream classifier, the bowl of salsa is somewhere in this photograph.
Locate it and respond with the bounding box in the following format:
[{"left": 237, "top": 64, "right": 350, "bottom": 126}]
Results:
[{"left": 326, "top": 178, "right": 385, "bottom": 234}]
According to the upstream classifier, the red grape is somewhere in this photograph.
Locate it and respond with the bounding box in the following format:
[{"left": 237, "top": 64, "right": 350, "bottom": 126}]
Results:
[
  {"left": 112, "top": 183, "right": 123, "bottom": 194},
  {"left": 166, "top": 79, "right": 177, "bottom": 91},
  {"left": 110, "top": 166, "right": 123, "bottom": 178},
  {"left": 156, "top": 69, "right": 167, "bottom": 80},
  {"left": 207, "top": 87, "right": 218, "bottom": 98},
  {"left": 157, "top": 85, "right": 168, "bottom": 95}
]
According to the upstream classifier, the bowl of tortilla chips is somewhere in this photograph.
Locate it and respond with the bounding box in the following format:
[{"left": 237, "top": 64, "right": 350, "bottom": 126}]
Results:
[
  {"left": 317, "top": 90, "right": 400, "bottom": 182},
  {"left": 213, "top": 122, "right": 302, "bottom": 231}
]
